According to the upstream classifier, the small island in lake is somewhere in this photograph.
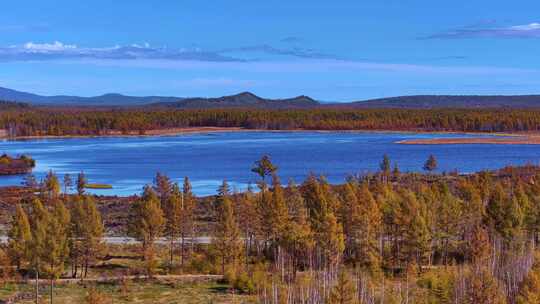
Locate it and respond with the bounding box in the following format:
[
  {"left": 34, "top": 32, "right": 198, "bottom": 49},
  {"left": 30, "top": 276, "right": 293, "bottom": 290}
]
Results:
[{"left": 0, "top": 154, "right": 35, "bottom": 175}]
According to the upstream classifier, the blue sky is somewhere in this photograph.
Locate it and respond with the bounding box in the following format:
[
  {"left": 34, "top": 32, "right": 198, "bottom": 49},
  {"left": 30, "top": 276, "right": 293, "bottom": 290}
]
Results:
[{"left": 1, "top": 1, "right": 540, "bottom": 101}]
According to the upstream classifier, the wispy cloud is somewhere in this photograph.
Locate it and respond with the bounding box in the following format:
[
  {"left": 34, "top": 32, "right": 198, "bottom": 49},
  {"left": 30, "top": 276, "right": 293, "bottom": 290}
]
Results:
[
  {"left": 64, "top": 58, "right": 537, "bottom": 77},
  {"left": 425, "top": 22, "right": 540, "bottom": 39},
  {"left": 280, "top": 36, "right": 305, "bottom": 44},
  {"left": 0, "top": 41, "right": 337, "bottom": 63},
  {"left": 0, "top": 41, "right": 242, "bottom": 62},
  {"left": 219, "top": 44, "right": 338, "bottom": 60},
  {"left": 172, "top": 77, "right": 265, "bottom": 88},
  {"left": 0, "top": 24, "right": 50, "bottom": 33}
]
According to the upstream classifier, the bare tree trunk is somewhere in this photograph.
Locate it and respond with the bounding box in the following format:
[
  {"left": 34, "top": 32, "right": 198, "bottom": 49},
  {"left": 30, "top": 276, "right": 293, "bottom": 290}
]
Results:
[
  {"left": 35, "top": 267, "right": 39, "bottom": 304},
  {"left": 169, "top": 237, "right": 174, "bottom": 267},
  {"left": 180, "top": 233, "right": 185, "bottom": 268},
  {"left": 50, "top": 277, "right": 53, "bottom": 304}
]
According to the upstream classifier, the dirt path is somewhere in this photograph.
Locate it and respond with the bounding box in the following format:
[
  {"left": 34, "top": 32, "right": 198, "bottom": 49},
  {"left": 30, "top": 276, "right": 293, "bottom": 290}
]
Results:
[{"left": 5, "top": 274, "right": 223, "bottom": 285}]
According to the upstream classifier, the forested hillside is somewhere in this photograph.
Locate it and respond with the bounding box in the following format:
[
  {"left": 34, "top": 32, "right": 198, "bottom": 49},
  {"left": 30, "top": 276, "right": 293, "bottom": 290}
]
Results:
[{"left": 349, "top": 95, "right": 540, "bottom": 109}]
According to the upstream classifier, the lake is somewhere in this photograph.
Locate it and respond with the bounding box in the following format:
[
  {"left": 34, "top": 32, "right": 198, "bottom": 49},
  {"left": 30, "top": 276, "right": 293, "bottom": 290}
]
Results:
[{"left": 0, "top": 131, "right": 538, "bottom": 196}]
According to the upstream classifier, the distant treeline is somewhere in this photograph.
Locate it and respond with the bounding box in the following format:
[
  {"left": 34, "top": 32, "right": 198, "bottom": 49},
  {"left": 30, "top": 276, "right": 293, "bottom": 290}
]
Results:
[{"left": 2, "top": 107, "right": 540, "bottom": 136}]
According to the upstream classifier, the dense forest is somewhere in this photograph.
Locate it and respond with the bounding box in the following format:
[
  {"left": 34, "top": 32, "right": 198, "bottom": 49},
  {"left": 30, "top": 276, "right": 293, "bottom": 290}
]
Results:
[
  {"left": 2, "top": 106, "right": 540, "bottom": 137},
  {"left": 3, "top": 156, "right": 540, "bottom": 303}
]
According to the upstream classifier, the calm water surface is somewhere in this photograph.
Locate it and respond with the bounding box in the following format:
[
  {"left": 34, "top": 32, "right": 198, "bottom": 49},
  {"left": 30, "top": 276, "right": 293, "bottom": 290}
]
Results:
[{"left": 0, "top": 131, "right": 538, "bottom": 196}]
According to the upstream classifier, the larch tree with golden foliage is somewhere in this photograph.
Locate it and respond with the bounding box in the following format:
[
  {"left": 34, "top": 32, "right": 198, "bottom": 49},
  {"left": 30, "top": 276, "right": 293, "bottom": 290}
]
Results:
[
  {"left": 212, "top": 180, "right": 242, "bottom": 274},
  {"left": 7, "top": 204, "right": 32, "bottom": 270}
]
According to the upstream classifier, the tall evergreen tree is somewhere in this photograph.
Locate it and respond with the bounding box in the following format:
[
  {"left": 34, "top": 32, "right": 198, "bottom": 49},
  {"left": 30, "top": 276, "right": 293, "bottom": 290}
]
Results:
[
  {"left": 318, "top": 212, "right": 345, "bottom": 269},
  {"left": 128, "top": 186, "right": 165, "bottom": 259},
  {"left": 153, "top": 172, "right": 171, "bottom": 206},
  {"left": 251, "top": 155, "right": 278, "bottom": 184},
  {"left": 423, "top": 154, "right": 438, "bottom": 173},
  {"left": 181, "top": 177, "right": 196, "bottom": 265},
  {"left": 7, "top": 204, "right": 32, "bottom": 270},
  {"left": 212, "top": 180, "right": 242, "bottom": 274},
  {"left": 164, "top": 182, "right": 182, "bottom": 266},
  {"left": 62, "top": 173, "right": 72, "bottom": 197},
  {"left": 44, "top": 170, "right": 61, "bottom": 201},
  {"left": 356, "top": 183, "right": 383, "bottom": 273},
  {"left": 42, "top": 201, "right": 71, "bottom": 303},
  {"left": 283, "top": 179, "right": 313, "bottom": 278},
  {"left": 328, "top": 270, "right": 357, "bottom": 304},
  {"left": 76, "top": 171, "right": 87, "bottom": 196}
]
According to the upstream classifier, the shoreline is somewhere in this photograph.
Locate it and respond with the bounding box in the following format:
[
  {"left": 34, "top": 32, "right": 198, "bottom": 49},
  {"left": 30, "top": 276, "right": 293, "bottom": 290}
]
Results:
[
  {"left": 0, "top": 126, "right": 525, "bottom": 141},
  {"left": 2, "top": 126, "right": 539, "bottom": 144},
  {"left": 397, "top": 133, "right": 540, "bottom": 145}
]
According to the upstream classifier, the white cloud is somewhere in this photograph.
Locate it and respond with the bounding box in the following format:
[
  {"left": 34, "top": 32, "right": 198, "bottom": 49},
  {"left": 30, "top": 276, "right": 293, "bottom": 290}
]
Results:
[
  {"left": 426, "top": 22, "right": 540, "bottom": 39},
  {"left": 510, "top": 23, "right": 540, "bottom": 31},
  {"left": 23, "top": 41, "right": 77, "bottom": 51},
  {"left": 0, "top": 41, "right": 336, "bottom": 63}
]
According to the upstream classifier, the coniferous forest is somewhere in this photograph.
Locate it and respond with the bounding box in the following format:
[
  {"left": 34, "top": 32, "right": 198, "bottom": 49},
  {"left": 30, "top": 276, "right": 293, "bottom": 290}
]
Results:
[
  {"left": 2, "top": 155, "right": 540, "bottom": 303},
  {"left": 2, "top": 106, "right": 540, "bottom": 137}
]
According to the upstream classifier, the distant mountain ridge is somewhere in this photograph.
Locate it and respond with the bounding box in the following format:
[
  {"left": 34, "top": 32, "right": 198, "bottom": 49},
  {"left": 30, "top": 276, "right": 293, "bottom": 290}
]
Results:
[
  {"left": 151, "top": 92, "right": 319, "bottom": 109},
  {"left": 347, "top": 95, "right": 540, "bottom": 109},
  {"left": 0, "top": 86, "right": 181, "bottom": 106},
  {"left": 2, "top": 86, "right": 540, "bottom": 109}
]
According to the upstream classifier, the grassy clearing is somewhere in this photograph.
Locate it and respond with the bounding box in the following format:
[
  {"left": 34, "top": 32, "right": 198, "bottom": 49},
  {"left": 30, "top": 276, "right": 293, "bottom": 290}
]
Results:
[{"left": 1, "top": 280, "right": 255, "bottom": 304}]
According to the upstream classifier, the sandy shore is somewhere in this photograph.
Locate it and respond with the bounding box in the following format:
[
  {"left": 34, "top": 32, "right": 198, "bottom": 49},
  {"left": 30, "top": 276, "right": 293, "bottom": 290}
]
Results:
[
  {"left": 398, "top": 133, "right": 540, "bottom": 145},
  {"left": 0, "top": 127, "right": 493, "bottom": 140},
  {"left": 0, "top": 127, "right": 252, "bottom": 140}
]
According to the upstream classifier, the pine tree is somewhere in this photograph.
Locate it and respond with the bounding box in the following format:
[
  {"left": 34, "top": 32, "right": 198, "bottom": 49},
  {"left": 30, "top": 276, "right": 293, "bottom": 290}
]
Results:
[
  {"left": 398, "top": 190, "right": 431, "bottom": 266},
  {"left": 283, "top": 179, "right": 313, "bottom": 278},
  {"left": 164, "top": 182, "right": 182, "bottom": 266},
  {"left": 44, "top": 170, "right": 61, "bottom": 201},
  {"left": 63, "top": 173, "right": 72, "bottom": 196},
  {"left": 153, "top": 172, "right": 171, "bottom": 206},
  {"left": 128, "top": 185, "right": 165, "bottom": 258},
  {"left": 392, "top": 163, "right": 400, "bottom": 180},
  {"left": 517, "top": 252, "right": 540, "bottom": 304},
  {"left": 0, "top": 247, "right": 12, "bottom": 286},
  {"left": 328, "top": 270, "right": 357, "bottom": 304},
  {"left": 340, "top": 182, "right": 360, "bottom": 261},
  {"left": 423, "top": 154, "right": 438, "bottom": 173},
  {"left": 27, "top": 198, "right": 49, "bottom": 283},
  {"left": 42, "top": 201, "right": 71, "bottom": 304},
  {"left": 76, "top": 171, "right": 87, "bottom": 195},
  {"left": 319, "top": 212, "right": 345, "bottom": 269},
  {"left": 380, "top": 154, "right": 391, "bottom": 174},
  {"left": 251, "top": 155, "right": 278, "bottom": 184},
  {"left": 470, "top": 225, "right": 491, "bottom": 265},
  {"left": 7, "top": 204, "right": 32, "bottom": 270},
  {"left": 181, "top": 177, "right": 195, "bottom": 265},
  {"left": 434, "top": 186, "right": 463, "bottom": 265},
  {"left": 81, "top": 196, "right": 104, "bottom": 278},
  {"left": 466, "top": 266, "right": 507, "bottom": 304},
  {"left": 486, "top": 183, "right": 524, "bottom": 242},
  {"left": 356, "top": 183, "right": 383, "bottom": 274},
  {"left": 268, "top": 174, "right": 289, "bottom": 246},
  {"left": 237, "top": 183, "right": 257, "bottom": 270},
  {"left": 69, "top": 196, "right": 85, "bottom": 278},
  {"left": 213, "top": 180, "right": 242, "bottom": 274},
  {"left": 380, "top": 154, "right": 391, "bottom": 182}
]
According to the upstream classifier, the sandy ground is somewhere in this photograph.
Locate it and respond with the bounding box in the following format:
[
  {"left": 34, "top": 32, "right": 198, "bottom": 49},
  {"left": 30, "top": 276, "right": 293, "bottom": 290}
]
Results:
[
  {"left": 398, "top": 133, "right": 540, "bottom": 145},
  {"left": 0, "top": 127, "right": 250, "bottom": 140}
]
